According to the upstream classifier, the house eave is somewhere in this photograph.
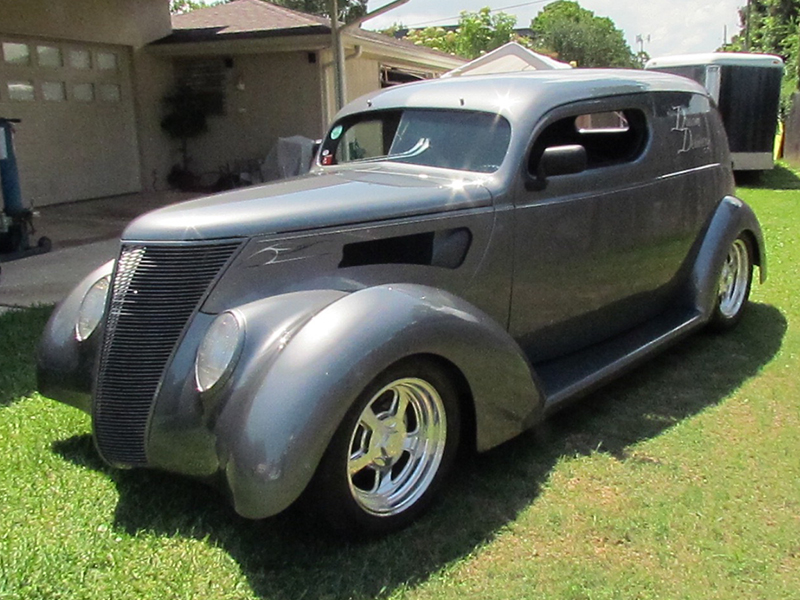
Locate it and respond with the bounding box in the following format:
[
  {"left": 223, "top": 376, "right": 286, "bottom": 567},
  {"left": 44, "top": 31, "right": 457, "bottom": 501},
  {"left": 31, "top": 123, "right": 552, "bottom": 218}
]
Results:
[
  {"left": 149, "top": 28, "right": 464, "bottom": 71},
  {"left": 149, "top": 31, "right": 333, "bottom": 55}
]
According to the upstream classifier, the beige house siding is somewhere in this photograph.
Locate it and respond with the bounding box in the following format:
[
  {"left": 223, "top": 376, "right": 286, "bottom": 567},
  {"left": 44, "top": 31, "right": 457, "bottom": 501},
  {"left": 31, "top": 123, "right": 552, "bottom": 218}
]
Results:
[{"left": 0, "top": 0, "right": 172, "bottom": 206}]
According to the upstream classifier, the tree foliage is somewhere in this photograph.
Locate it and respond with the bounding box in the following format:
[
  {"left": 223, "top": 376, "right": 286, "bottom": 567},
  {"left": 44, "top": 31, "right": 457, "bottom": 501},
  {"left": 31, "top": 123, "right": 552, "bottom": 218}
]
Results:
[
  {"left": 170, "top": 0, "right": 205, "bottom": 14},
  {"left": 721, "top": 0, "right": 799, "bottom": 116},
  {"left": 405, "top": 8, "right": 534, "bottom": 60},
  {"left": 266, "top": 0, "right": 368, "bottom": 22},
  {"left": 170, "top": 0, "right": 367, "bottom": 22},
  {"left": 529, "top": 1, "right": 636, "bottom": 68}
]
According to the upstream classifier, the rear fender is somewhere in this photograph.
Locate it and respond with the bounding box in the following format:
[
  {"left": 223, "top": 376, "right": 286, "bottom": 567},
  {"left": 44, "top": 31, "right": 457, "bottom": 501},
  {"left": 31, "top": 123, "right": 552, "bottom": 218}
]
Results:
[
  {"left": 216, "top": 284, "right": 542, "bottom": 519},
  {"left": 689, "top": 195, "right": 766, "bottom": 318}
]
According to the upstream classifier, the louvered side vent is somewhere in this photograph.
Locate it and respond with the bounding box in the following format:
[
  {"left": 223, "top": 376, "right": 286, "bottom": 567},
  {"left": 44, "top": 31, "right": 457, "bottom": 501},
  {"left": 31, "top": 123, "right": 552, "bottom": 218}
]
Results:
[{"left": 93, "top": 242, "right": 241, "bottom": 467}]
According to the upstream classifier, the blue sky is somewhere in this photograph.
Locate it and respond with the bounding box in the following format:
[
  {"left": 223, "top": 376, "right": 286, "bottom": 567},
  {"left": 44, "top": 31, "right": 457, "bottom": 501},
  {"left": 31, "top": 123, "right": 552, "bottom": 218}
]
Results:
[{"left": 363, "top": 0, "right": 745, "bottom": 58}]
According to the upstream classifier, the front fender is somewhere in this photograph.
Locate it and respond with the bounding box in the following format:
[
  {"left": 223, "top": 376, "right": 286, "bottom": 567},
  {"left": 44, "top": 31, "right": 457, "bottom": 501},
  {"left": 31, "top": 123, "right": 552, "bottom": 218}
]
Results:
[
  {"left": 689, "top": 195, "right": 766, "bottom": 319},
  {"left": 36, "top": 260, "right": 115, "bottom": 412},
  {"left": 145, "top": 289, "right": 349, "bottom": 476},
  {"left": 216, "top": 284, "right": 541, "bottom": 519}
]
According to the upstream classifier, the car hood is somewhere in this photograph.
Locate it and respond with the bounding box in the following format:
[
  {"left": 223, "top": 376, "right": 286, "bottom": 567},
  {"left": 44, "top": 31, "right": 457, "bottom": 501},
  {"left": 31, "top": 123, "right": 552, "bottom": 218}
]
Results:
[{"left": 123, "top": 166, "right": 494, "bottom": 242}]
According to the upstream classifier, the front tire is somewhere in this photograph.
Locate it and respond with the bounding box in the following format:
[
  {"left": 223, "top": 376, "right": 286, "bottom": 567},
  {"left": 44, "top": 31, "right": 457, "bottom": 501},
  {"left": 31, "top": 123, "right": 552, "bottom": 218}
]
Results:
[
  {"left": 710, "top": 234, "right": 753, "bottom": 331},
  {"left": 308, "top": 358, "right": 461, "bottom": 536}
]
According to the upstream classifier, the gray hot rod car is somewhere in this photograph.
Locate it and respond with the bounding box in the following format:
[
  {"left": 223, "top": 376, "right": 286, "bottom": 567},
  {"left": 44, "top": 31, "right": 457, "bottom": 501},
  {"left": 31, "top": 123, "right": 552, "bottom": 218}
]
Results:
[{"left": 38, "top": 70, "right": 765, "bottom": 535}]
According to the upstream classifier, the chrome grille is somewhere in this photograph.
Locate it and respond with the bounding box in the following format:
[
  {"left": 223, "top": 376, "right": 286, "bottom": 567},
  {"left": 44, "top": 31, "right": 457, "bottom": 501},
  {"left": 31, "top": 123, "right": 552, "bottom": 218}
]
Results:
[{"left": 94, "top": 241, "right": 241, "bottom": 467}]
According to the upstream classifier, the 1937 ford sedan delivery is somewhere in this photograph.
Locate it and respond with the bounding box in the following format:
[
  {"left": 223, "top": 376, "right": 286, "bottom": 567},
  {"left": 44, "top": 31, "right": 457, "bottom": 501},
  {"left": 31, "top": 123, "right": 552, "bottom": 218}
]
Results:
[{"left": 38, "top": 70, "right": 765, "bottom": 535}]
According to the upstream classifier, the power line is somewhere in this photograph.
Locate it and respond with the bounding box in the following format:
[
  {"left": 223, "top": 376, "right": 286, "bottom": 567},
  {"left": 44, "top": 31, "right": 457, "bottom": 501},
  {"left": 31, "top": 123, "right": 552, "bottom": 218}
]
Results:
[{"left": 403, "top": 0, "right": 551, "bottom": 28}]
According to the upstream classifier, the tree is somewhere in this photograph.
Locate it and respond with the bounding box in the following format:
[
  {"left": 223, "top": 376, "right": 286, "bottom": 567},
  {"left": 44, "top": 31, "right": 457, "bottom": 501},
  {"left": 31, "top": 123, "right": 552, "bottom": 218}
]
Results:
[
  {"left": 529, "top": 1, "right": 636, "bottom": 68},
  {"left": 721, "top": 0, "right": 799, "bottom": 117},
  {"left": 160, "top": 85, "right": 209, "bottom": 189},
  {"left": 270, "top": 0, "right": 368, "bottom": 22},
  {"left": 170, "top": 0, "right": 226, "bottom": 14},
  {"left": 406, "top": 8, "right": 534, "bottom": 60},
  {"left": 170, "top": 0, "right": 367, "bottom": 22}
]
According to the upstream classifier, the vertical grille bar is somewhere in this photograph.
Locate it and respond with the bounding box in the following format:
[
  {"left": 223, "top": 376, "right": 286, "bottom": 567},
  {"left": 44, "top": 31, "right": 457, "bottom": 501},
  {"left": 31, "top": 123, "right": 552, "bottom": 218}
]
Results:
[{"left": 93, "top": 241, "right": 241, "bottom": 467}]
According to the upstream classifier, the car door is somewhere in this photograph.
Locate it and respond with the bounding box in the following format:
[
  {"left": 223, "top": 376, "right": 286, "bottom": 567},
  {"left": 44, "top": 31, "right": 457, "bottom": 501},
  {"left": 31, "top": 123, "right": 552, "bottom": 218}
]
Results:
[{"left": 509, "top": 94, "right": 701, "bottom": 363}]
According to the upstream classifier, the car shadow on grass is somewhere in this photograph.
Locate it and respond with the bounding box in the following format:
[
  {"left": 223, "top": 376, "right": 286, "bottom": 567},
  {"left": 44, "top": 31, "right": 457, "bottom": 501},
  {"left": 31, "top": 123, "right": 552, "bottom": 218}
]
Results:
[
  {"left": 735, "top": 163, "right": 800, "bottom": 190},
  {"left": 52, "top": 302, "right": 786, "bottom": 600}
]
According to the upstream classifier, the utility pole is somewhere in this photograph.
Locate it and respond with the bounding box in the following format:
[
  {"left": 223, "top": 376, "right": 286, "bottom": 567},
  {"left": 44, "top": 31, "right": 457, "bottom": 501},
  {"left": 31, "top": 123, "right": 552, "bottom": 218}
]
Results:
[
  {"left": 635, "top": 34, "right": 650, "bottom": 55},
  {"left": 329, "top": 0, "right": 410, "bottom": 112},
  {"left": 744, "top": 0, "right": 752, "bottom": 51},
  {"left": 329, "top": 0, "right": 347, "bottom": 111}
]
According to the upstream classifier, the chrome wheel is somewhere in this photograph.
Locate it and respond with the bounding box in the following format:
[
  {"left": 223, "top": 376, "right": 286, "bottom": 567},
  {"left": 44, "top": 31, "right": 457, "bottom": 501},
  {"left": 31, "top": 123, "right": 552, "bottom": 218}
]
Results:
[
  {"left": 347, "top": 377, "right": 447, "bottom": 517},
  {"left": 717, "top": 238, "right": 751, "bottom": 319}
]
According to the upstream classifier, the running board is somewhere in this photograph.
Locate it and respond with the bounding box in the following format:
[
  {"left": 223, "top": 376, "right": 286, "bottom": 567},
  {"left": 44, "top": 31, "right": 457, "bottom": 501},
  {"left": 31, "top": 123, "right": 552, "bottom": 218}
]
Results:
[{"left": 536, "top": 308, "right": 705, "bottom": 414}]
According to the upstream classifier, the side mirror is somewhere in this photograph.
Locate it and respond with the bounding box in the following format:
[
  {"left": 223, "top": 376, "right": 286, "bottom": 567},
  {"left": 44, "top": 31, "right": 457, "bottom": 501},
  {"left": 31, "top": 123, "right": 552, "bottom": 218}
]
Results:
[
  {"left": 539, "top": 144, "right": 587, "bottom": 179},
  {"left": 526, "top": 144, "right": 587, "bottom": 191}
]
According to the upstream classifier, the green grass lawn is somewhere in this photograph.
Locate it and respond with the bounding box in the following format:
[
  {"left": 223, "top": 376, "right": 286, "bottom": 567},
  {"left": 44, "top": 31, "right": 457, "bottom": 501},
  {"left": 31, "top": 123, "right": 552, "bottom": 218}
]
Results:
[{"left": 2, "top": 167, "right": 799, "bottom": 600}]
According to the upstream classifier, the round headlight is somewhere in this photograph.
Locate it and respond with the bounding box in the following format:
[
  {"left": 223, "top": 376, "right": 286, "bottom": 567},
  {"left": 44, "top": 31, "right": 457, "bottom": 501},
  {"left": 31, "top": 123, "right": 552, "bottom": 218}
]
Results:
[
  {"left": 76, "top": 275, "right": 111, "bottom": 342},
  {"left": 196, "top": 311, "right": 244, "bottom": 393}
]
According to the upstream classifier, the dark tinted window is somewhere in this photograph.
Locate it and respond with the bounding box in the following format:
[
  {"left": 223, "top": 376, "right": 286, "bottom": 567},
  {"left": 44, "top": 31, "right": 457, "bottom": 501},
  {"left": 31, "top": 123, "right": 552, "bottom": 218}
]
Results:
[{"left": 529, "top": 109, "right": 648, "bottom": 174}]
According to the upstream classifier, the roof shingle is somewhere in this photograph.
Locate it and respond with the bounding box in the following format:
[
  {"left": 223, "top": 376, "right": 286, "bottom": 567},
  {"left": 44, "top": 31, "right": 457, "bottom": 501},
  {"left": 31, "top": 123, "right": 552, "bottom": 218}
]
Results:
[{"left": 172, "top": 0, "right": 328, "bottom": 35}]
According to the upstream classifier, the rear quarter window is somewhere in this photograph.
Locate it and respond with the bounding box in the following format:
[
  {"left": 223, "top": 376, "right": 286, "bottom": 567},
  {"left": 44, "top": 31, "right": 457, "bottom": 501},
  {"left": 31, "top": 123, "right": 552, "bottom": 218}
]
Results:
[{"left": 652, "top": 92, "right": 715, "bottom": 169}]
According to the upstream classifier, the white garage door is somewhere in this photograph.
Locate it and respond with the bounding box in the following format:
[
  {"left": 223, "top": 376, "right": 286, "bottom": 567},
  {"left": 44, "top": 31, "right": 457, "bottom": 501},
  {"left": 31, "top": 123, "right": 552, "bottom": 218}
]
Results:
[{"left": 0, "top": 37, "right": 140, "bottom": 206}]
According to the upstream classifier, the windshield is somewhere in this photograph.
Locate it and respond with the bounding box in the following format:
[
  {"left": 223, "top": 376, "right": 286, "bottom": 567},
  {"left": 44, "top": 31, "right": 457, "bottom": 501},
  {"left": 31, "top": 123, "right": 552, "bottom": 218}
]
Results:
[{"left": 319, "top": 109, "right": 511, "bottom": 173}]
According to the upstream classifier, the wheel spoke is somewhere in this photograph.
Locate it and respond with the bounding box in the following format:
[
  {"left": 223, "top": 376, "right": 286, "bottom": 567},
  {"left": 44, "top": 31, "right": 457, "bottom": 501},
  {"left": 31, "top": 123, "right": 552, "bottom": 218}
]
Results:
[
  {"left": 372, "top": 465, "right": 394, "bottom": 494},
  {"left": 349, "top": 448, "right": 377, "bottom": 475},
  {"left": 403, "top": 430, "right": 422, "bottom": 455},
  {"left": 359, "top": 405, "right": 382, "bottom": 433},
  {"left": 389, "top": 388, "right": 411, "bottom": 423}
]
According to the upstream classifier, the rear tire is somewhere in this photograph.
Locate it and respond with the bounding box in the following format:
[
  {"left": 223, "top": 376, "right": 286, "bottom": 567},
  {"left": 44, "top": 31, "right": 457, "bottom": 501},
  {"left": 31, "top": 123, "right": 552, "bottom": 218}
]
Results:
[
  {"left": 709, "top": 234, "right": 753, "bottom": 331},
  {"left": 308, "top": 358, "right": 460, "bottom": 537}
]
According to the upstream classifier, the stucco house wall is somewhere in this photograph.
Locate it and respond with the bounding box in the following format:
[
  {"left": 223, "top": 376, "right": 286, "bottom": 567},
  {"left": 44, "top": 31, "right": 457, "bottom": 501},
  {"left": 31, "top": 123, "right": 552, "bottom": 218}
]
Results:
[{"left": 152, "top": 50, "right": 325, "bottom": 182}]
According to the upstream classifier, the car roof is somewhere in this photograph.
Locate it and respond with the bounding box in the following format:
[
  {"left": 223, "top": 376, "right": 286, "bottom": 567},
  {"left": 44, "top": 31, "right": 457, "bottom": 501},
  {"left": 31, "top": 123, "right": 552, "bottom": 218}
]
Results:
[{"left": 336, "top": 69, "right": 709, "bottom": 123}]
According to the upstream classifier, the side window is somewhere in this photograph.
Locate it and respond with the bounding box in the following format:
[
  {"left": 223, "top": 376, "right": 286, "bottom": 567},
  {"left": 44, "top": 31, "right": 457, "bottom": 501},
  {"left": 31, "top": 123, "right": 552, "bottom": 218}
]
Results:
[
  {"left": 327, "top": 111, "right": 402, "bottom": 164},
  {"left": 336, "top": 118, "right": 390, "bottom": 163},
  {"left": 528, "top": 108, "right": 648, "bottom": 175}
]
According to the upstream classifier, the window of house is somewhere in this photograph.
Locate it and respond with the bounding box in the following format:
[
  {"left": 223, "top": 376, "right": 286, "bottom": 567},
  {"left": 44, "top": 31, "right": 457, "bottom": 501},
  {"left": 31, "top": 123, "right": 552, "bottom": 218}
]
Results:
[
  {"left": 37, "top": 45, "right": 62, "bottom": 68},
  {"left": 174, "top": 58, "right": 227, "bottom": 116},
  {"left": 97, "top": 51, "right": 118, "bottom": 71},
  {"left": 7, "top": 81, "right": 35, "bottom": 101},
  {"left": 380, "top": 66, "right": 431, "bottom": 88},
  {"left": 73, "top": 82, "right": 94, "bottom": 102},
  {"left": 98, "top": 83, "right": 121, "bottom": 102},
  {"left": 42, "top": 81, "right": 67, "bottom": 102},
  {"left": 69, "top": 48, "right": 91, "bottom": 70},
  {"left": 3, "top": 42, "right": 30, "bottom": 66},
  {"left": 529, "top": 108, "right": 648, "bottom": 175}
]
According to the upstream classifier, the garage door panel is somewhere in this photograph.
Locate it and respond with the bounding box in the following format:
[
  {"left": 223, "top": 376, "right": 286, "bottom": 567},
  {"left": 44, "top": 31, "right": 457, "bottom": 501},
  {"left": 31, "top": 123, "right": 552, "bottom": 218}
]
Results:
[{"left": 0, "top": 38, "right": 140, "bottom": 206}]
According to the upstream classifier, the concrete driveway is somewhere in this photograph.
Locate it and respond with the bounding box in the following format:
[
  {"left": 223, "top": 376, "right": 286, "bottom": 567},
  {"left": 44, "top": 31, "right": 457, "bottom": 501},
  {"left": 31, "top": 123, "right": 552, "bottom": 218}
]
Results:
[{"left": 0, "top": 190, "right": 197, "bottom": 312}]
